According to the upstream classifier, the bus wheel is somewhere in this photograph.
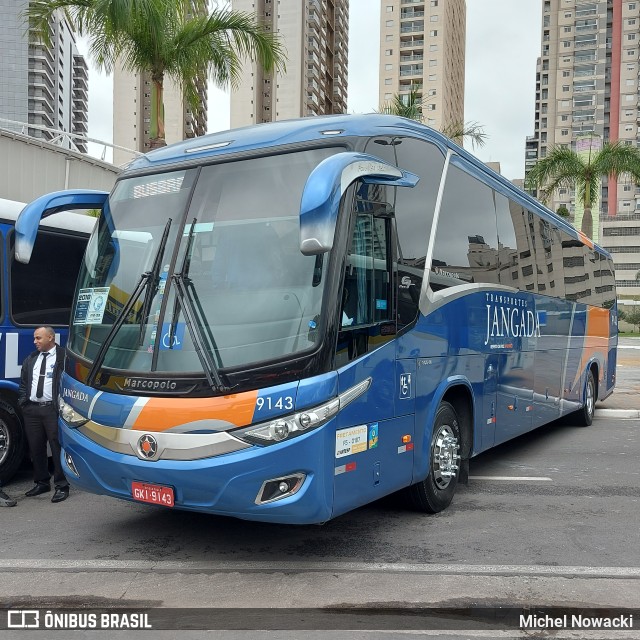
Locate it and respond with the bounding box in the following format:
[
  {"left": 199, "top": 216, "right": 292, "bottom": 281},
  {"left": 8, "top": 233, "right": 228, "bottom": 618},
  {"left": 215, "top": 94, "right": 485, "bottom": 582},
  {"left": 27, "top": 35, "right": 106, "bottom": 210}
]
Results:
[
  {"left": 0, "top": 408, "right": 25, "bottom": 484},
  {"left": 575, "top": 369, "right": 596, "bottom": 427},
  {"left": 406, "top": 401, "right": 461, "bottom": 513}
]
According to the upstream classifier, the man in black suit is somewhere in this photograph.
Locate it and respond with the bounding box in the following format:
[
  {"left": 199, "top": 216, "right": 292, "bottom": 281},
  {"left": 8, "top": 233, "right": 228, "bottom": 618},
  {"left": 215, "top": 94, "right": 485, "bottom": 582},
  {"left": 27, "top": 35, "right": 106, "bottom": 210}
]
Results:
[{"left": 18, "top": 326, "right": 69, "bottom": 503}]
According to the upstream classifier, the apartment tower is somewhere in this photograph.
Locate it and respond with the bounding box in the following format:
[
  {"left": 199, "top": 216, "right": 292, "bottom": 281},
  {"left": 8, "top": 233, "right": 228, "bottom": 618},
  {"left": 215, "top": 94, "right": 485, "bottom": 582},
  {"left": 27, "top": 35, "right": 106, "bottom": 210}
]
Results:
[
  {"left": 0, "top": 0, "right": 89, "bottom": 152},
  {"left": 112, "top": 0, "right": 208, "bottom": 166},
  {"left": 526, "top": 0, "right": 640, "bottom": 300},
  {"left": 230, "top": 0, "right": 349, "bottom": 126},
  {"left": 378, "top": 0, "right": 466, "bottom": 132}
]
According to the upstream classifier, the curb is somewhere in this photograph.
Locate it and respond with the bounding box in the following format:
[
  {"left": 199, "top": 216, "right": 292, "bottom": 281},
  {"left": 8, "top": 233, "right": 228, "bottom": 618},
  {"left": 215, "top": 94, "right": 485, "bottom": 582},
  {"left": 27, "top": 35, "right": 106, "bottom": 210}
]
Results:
[{"left": 594, "top": 408, "right": 640, "bottom": 419}]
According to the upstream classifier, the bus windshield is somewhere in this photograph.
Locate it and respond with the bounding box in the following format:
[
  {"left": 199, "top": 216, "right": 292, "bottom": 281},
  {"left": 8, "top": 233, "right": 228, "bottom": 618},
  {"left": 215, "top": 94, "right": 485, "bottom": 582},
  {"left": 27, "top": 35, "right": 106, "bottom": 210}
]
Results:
[{"left": 68, "top": 148, "right": 339, "bottom": 374}]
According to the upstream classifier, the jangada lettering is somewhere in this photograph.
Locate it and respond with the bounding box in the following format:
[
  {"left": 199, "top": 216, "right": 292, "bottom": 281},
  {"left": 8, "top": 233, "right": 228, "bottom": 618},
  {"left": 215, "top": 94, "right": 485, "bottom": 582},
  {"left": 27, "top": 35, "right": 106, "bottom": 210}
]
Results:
[
  {"left": 123, "top": 378, "right": 178, "bottom": 391},
  {"left": 484, "top": 302, "right": 541, "bottom": 346}
]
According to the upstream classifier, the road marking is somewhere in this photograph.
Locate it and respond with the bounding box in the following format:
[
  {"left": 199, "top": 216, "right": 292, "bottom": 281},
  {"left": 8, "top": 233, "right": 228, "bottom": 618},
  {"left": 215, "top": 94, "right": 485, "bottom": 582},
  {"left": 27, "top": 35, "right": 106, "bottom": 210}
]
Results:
[
  {"left": 469, "top": 475, "right": 553, "bottom": 482},
  {"left": 618, "top": 345, "right": 640, "bottom": 349},
  {"left": 0, "top": 559, "right": 639, "bottom": 579}
]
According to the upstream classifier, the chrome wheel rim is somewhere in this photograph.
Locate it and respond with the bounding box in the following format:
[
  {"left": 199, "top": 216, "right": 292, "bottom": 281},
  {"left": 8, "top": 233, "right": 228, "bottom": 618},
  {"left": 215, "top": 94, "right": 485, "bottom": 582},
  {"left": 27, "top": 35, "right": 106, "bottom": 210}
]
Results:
[
  {"left": 586, "top": 377, "right": 595, "bottom": 419},
  {"left": 0, "top": 420, "right": 9, "bottom": 466},
  {"left": 432, "top": 423, "right": 460, "bottom": 490}
]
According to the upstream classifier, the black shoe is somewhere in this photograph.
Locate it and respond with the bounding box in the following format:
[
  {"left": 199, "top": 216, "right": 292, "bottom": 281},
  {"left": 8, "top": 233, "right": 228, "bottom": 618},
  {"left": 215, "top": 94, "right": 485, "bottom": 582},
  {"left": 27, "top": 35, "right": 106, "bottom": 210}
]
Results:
[
  {"left": 25, "top": 482, "right": 50, "bottom": 497},
  {"left": 51, "top": 488, "right": 69, "bottom": 503},
  {"left": 0, "top": 489, "right": 16, "bottom": 507}
]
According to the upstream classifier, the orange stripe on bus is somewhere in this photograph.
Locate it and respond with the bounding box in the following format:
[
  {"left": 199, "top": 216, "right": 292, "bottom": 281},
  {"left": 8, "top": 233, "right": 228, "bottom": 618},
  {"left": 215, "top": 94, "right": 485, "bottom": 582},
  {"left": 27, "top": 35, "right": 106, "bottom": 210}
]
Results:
[
  {"left": 131, "top": 390, "right": 259, "bottom": 432},
  {"left": 577, "top": 231, "right": 594, "bottom": 249}
]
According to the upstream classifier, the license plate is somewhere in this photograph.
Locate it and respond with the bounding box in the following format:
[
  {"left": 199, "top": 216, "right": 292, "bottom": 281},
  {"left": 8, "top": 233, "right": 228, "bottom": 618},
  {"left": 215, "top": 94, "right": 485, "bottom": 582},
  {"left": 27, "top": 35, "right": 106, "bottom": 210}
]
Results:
[{"left": 131, "top": 481, "right": 174, "bottom": 507}]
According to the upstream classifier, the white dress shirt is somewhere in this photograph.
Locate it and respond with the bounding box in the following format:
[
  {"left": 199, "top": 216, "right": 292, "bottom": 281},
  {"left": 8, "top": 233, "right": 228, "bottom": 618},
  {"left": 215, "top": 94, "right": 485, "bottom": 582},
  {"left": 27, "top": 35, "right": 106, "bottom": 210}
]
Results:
[{"left": 29, "top": 346, "right": 56, "bottom": 402}]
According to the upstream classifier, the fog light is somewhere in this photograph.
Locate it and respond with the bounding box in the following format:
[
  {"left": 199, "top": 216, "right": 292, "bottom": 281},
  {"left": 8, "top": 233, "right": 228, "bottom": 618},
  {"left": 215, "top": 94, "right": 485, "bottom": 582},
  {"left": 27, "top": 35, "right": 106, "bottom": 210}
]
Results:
[
  {"left": 65, "top": 451, "right": 79, "bottom": 477},
  {"left": 255, "top": 473, "right": 306, "bottom": 504}
]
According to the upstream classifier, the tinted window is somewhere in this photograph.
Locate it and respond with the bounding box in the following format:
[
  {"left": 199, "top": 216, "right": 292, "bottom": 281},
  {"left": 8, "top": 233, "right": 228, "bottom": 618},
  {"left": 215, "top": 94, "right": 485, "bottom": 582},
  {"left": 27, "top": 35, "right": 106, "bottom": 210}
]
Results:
[
  {"left": 431, "top": 165, "right": 499, "bottom": 288},
  {"left": 11, "top": 230, "right": 88, "bottom": 326},
  {"left": 364, "top": 136, "right": 445, "bottom": 324}
]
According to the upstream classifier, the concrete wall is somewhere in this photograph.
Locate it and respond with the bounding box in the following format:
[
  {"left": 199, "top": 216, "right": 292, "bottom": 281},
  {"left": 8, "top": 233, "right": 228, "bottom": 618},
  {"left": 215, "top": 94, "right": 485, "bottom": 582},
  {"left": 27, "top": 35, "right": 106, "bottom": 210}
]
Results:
[{"left": 0, "top": 129, "right": 119, "bottom": 202}]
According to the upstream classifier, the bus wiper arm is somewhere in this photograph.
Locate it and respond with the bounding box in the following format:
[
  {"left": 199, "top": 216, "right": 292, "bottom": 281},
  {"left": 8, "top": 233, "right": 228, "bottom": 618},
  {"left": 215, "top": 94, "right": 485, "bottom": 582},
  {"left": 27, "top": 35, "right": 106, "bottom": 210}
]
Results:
[
  {"left": 86, "top": 219, "right": 172, "bottom": 387},
  {"left": 137, "top": 219, "right": 172, "bottom": 345},
  {"left": 171, "top": 272, "right": 231, "bottom": 394}
]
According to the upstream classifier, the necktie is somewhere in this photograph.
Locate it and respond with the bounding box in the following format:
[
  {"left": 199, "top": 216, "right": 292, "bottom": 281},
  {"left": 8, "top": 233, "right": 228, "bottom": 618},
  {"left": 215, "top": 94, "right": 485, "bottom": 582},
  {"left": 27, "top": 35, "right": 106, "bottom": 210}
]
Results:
[{"left": 35, "top": 352, "right": 48, "bottom": 399}]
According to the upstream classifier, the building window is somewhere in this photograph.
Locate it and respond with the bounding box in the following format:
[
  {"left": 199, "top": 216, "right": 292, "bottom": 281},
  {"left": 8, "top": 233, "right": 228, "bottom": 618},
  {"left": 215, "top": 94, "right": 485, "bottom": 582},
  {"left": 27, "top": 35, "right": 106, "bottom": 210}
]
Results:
[
  {"left": 428, "top": 74, "right": 436, "bottom": 81},
  {"left": 563, "top": 85, "right": 570, "bottom": 91},
  {"left": 431, "top": 0, "right": 438, "bottom": 5},
  {"left": 561, "top": 115, "right": 569, "bottom": 121},
  {"left": 564, "top": 26, "right": 571, "bottom": 32},
  {"left": 629, "top": 33, "right": 637, "bottom": 40},
  {"left": 430, "top": 30, "right": 438, "bottom": 36},
  {"left": 563, "top": 70, "right": 570, "bottom": 77},
  {"left": 385, "top": 78, "right": 392, "bottom": 85},
  {"left": 386, "top": 34, "right": 393, "bottom": 41},
  {"left": 386, "top": 20, "right": 394, "bottom": 27},
  {"left": 430, "top": 15, "right": 438, "bottom": 22},
  {"left": 561, "top": 129, "right": 569, "bottom": 135},
  {"left": 386, "top": 5, "right": 393, "bottom": 11},
  {"left": 385, "top": 64, "right": 393, "bottom": 70},
  {"left": 430, "top": 44, "right": 438, "bottom": 51},
  {"left": 563, "top": 41, "right": 571, "bottom": 48},
  {"left": 385, "top": 49, "right": 393, "bottom": 56},
  {"left": 429, "top": 59, "right": 437, "bottom": 66}
]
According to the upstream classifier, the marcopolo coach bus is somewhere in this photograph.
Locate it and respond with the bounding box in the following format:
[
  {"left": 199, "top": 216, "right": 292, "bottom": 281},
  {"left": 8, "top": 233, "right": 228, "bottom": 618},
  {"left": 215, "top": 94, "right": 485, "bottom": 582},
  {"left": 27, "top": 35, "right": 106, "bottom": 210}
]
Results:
[
  {"left": 0, "top": 197, "right": 95, "bottom": 482},
  {"left": 16, "top": 114, "right": 617, "bottom": 523}
]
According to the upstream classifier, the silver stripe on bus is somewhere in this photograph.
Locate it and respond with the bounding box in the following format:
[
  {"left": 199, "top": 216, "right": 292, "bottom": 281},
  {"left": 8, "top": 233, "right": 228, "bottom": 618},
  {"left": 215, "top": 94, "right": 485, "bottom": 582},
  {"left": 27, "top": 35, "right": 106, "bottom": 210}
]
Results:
[
  {"left": 77, "top": 421, "right": 251, "bottom": 461},
  {"left": 419, "top": 149, "right": 452, "bottom": 315},
  {"left": 86, "top": 391, "right": 102, "bottom": 421},
  {"left": 123, "top": 397, "right": 148, "bottom": 430}
]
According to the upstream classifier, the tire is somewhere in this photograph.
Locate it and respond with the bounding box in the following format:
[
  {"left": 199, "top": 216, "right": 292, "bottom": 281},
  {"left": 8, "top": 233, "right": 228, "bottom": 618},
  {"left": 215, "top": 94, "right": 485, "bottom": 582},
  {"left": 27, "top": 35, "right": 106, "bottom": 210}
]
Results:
[
  {"left": 406, "top": 401, "right": 461, "bottom": 513},
  {"left": 574, "top": 369, "right": 596, "bottom": 427},
  {"left": 0, "top": 407, "right": 25, "bottom": 484}
]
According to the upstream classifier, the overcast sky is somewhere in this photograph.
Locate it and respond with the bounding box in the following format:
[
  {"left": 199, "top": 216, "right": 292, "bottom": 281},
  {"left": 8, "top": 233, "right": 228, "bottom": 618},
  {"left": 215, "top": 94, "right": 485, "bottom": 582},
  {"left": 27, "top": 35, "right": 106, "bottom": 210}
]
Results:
[{"left": 81, "top": 0, "right": 541, "bottom": 180}]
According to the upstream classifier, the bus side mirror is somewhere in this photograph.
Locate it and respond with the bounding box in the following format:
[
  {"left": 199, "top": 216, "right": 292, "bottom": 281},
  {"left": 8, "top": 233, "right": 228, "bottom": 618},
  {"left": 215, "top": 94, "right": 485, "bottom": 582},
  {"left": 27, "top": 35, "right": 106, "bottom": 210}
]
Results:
[
  {"left": 299, "top": 152, "right": 418, "bottom": 255},
  {"left": 15, "top": 190, "right": 108, "bottom": 263}
]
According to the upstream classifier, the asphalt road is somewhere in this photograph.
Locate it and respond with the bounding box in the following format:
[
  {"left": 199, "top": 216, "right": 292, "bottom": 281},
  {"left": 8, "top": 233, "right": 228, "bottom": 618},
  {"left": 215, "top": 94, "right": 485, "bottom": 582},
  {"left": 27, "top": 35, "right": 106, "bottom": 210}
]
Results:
[{"left": 0, "top": 347, "right": 638, "bottom": 639}]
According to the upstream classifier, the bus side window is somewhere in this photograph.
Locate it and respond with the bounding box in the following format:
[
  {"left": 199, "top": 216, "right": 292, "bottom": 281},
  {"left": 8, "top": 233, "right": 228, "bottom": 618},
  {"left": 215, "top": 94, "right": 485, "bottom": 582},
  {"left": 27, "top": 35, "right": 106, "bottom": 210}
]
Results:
[{"left": 336, "top": 204, "right": 394, "bottom": 366}]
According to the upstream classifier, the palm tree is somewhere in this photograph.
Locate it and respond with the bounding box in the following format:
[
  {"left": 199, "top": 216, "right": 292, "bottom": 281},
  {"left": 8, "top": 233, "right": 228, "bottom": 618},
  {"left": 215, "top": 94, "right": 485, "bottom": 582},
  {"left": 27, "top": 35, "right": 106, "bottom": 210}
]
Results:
[
  {"left": 526, "top": 141, "right": 640, "bottom": 238},
  {"left": 25, "top": 0, "right": 286, "bottom": 147},
  {"left": 377, "top": 89, "right": 487, "bottom": 149}
]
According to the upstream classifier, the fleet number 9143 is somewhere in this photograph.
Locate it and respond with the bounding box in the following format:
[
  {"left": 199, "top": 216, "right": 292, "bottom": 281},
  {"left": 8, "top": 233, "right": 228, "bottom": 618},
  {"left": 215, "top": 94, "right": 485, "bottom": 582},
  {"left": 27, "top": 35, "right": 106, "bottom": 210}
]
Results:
[{"left": 256, "top": 396, "right": 294, "bottom": 411}]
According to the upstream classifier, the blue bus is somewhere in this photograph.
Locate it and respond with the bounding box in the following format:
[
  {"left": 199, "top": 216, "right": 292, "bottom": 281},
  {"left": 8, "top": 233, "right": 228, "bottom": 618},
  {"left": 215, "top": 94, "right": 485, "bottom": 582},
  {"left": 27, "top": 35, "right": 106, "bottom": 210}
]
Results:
[
  {"left": 16, "top": 115, "right": 617, "bottom": 523},
  {"left": 0, "top": 198, "right": 95, "bottom": 482}
]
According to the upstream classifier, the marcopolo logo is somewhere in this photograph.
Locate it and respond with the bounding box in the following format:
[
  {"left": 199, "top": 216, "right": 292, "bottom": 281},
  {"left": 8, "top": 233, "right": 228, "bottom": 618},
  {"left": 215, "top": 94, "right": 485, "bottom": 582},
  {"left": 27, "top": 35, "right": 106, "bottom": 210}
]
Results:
[{"left": 122, "top": 378, "right": 178, "bottom": 391}]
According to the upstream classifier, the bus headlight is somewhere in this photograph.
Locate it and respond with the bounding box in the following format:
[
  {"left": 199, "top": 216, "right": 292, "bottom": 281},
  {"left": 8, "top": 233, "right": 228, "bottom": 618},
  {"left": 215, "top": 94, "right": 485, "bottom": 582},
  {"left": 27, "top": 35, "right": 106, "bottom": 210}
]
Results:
[
  {"left": 234, "top": 377, "right": 371, "bottom": 445},
  {"left": 58, "top": 398, "right": 88, "bottom": 427}
]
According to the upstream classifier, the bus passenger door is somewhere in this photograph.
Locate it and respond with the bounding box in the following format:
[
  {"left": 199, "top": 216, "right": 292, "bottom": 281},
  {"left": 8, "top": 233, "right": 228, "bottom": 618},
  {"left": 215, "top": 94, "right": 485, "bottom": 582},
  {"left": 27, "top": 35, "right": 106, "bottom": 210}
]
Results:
[{"left": 332, "top": 204, "right": 414, "bottom": 518}]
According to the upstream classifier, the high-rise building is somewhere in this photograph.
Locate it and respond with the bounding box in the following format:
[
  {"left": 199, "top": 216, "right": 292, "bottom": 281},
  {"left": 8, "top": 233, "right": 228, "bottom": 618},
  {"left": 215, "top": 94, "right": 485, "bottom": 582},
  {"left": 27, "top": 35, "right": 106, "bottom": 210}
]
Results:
[
  {"left": 378, "top": 0, "right": 466, "bottom": 132},
  {"left": 0, "top": 0, "right": 89, "bottom": 153},
  {"left": 526, "top": 0, "right": 640, "bottom": 300},
  {"left": 112, "top": 0, "right": 208, "bottom": 166},
  {"left": 230, "top": 0, "right": 349, "bottom": 126}
]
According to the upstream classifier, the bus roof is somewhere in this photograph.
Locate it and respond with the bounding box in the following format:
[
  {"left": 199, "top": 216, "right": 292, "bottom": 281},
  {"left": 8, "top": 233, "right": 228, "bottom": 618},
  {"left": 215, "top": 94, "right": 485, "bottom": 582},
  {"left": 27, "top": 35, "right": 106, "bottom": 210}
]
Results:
[
  {"left": 0, "top": 197, "right": 97, "bottom": 235},
  {"left": 120, "top": 114, "right": 610, "bottom": 259}
]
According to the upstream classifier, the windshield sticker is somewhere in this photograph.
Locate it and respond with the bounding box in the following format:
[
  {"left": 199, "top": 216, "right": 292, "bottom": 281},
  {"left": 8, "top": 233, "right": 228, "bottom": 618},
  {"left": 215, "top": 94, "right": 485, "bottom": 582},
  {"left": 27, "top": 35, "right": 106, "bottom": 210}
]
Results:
[
  {"left": 74, "top": 288, "right": 110, "bottom": 325},
  {"left": 159, "top": 322, "right": 185, "bottom": 350},
  {"left": 335, "top": 425, "right": 368, "bottom": 458}
]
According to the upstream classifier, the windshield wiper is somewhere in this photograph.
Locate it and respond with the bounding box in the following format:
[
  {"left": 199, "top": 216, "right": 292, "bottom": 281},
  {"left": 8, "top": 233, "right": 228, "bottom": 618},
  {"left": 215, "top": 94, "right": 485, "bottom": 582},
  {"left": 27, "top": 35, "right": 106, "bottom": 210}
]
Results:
[
  {"left": 86, "top": 219, "right": 172, "bottom": 387},
  {"left": 137, "top": 220, "right": 172, "bottom": 345},
  {"left": 169, "top": 220, "right": 231, "bottom": 394}
]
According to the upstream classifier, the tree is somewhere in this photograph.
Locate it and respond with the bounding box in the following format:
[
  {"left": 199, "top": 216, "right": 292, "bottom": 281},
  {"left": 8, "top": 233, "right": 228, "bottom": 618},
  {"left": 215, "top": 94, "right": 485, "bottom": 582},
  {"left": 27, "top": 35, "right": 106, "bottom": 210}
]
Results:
[
  {"left": 526, "top": 141, "right": 640, "bottom": 238},
  {"left": 556, "top": 205, "right": 570, "bottom": 218},
  {"left": 625, "top": 306, "right": 640, "bottom": 332},
  {"left": 25, "top": 0, "right": 286, "bottom": 147},
  {"left": 377, "top": 90, "right": 486, "bottom": 149}
]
